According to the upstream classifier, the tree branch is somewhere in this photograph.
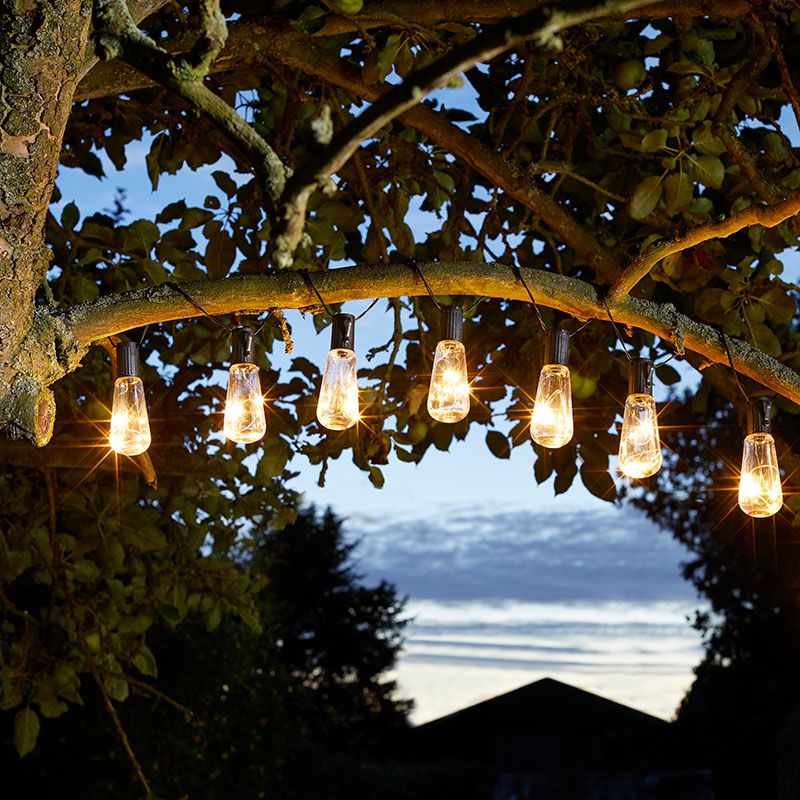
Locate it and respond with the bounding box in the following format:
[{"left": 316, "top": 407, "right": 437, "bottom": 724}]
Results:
[
  {"left": 92, "top": 0, "right": 286, "bottom": 208},
  {"left": 51, "top": 262, "right": 800, "bottom": 406},
  {"left": 271, "top": 0, "right": 663, "bottom": 265},
  {"left": 608, "top": 190, "right": 800, "bottom": 302},
  {"left": 712, "top": 22, "right": 782, "bottom": 204}
]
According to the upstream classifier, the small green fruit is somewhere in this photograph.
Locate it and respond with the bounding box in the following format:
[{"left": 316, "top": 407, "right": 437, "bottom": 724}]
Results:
[
  {"left": 85, "top": 632, "right": 102, "bottom": 654},
  {"left": 612, "top": 59, "right": 647, "bottom": 91},
  {"left": 407, "top": 420, "right": 428, "bottom": 444},
  {"left": 335, "top": 0, "right": 363, "bottom": 13}
]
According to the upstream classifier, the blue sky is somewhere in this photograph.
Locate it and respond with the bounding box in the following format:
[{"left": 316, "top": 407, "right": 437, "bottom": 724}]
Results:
[{"left": 56, "top": 79, "right": 712, "bottom": 724}]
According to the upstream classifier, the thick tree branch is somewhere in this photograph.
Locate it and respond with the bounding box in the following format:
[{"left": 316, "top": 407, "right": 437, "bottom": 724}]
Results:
[
  {"left": 50, "top": 262, "right": 800, "bottom": 406},
  {"left": 608, "top": 191, "right": 800, "bottom": 302},
  {"left": 92, "top": 0, "right": 286, "bottom": 208},
  {"left": 272, "top": 0, "right": 662, "bottom": 265}
]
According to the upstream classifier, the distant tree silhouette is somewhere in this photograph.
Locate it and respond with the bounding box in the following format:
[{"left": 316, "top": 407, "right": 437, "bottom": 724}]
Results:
[
  {"left": 0, "top": 505, "right": 411, "bottom": 799},
  {"left": 632, "top": 390, "right": 800, "bottom": 799}
]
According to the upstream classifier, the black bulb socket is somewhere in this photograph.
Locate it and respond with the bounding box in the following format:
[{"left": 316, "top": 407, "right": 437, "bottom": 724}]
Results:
[
  {"left": 330, "top": 313, "right": 355, "bottom": 351},
  {"left": 440, "top": 306, "right": 464, "bottom": 342},
  {"left": 116, "top": 341, "right": 141, "bottom": 379},
  {"left": 545, "top": 329, "right": 569, "bottom": 367},
  {"left": 231, "top": 327, "right": 256, "bottom": 365},
  {"left": 628, "top": 357, "right": 654, "bottom": 395},
  {"left": 747, "top": 396, "right": 772, "bottom": 435}
]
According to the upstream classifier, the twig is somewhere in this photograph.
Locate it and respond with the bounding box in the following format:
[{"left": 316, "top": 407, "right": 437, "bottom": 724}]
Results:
[{"left": 608, "top": 190, "right": 800, "bottom": 302}]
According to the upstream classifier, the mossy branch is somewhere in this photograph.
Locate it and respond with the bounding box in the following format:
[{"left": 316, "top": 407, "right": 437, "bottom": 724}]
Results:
[
  {"left": 52, "top": 262, "right": 800, "bottom": 407},
  {"left": 92, "top": 0, "right": 286, "bottom": 208}
]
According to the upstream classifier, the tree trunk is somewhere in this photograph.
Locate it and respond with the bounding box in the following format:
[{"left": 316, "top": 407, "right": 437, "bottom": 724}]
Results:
[{"left": 0, "top": 0, "right": 93, "bottom": 445}]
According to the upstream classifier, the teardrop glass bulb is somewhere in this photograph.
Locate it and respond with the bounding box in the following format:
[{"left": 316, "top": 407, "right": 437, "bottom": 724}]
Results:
[
  {"left": 530, "top": 364, "right": 573, "bottom": 448},
  {"left": 618, "top": 393, "right": 661, "bottom": 478},
  {"left": 224, "top": 363, "right": 267, "bottom": 444},
  {"left": 317, "top": 348, "right": 359, "bottom": 431},
  {"left": 738, "top": 432, "right": 782, "bottom": 518},
  {"left": 109, "top": 376, "right": 151, "bottom": 456},
  {"left": 427, "top": 340, "right": 470, "bottom": 423}
]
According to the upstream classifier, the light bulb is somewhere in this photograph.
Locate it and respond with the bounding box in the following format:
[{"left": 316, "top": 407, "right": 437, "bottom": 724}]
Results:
[
  {"left": 530, "top": 330, "right": 572, "bottom": 448},
  {"left": 224, "top": 327, "right": 266, "bottom": 444},
  {"left": 428, "top": 307, "right": 469, "bottom": 423},
  {"left": 317, "top": 313, "right": 359, "bottom": 431},
  {"left": 738, "top": 398, "right": 782, "bottom": 518},
  {"left": 618, "top": 358, "right": 661, "bottom": 479},
  {"left": 109, "top": 342, "right": 151, "bottom": 456}
]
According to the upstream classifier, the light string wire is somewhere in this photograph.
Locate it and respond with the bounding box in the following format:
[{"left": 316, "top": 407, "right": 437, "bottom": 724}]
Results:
[
  {"left": 406, "top": 258, "right": 443, "bottom": 311},
  {"left": 602, "top": 298, "right": 634, "bottom": 362},
  {"left": 300, "top": 268, "right": 381, "bottom": 321},
  {"left": 511, "top": 265, "right": 548, "bottom": 333},
  {"left": 164, "top": 281, "right": 271, "bottom": 337},
  {"left": 720, "top": 329, "right": 751, "bottom": 403}
]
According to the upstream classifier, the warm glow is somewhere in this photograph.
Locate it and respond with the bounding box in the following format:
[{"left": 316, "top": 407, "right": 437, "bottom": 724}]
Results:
[
  {"left": 428, "top": 340, "right": 470, "bottom": 423},
  {"left": 738, "top": 432, "right": 782, "bottom": 518},
  {"left": 530, "top": 364, "right": 573, "bottom": 448},
  {"left": 317, "top": 348, "right": 359, "bottom": 431},
  {"left": 109, "top": 376, "right": 151, "bottom": 456},
  {"left": 224, "top": 363, "right": 267, "bottom": 444},
  {"left": 618, "top": 392, "right": 661, "bottom": 478}
]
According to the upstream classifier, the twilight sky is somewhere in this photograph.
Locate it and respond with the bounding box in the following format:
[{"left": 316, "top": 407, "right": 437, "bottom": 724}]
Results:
[{"left": 58, "top": 79, "right": 712, "bottom": 724}]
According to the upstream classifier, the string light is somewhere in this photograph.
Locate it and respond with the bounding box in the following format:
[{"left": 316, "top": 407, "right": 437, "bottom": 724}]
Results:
[
  {"left": 618, "top": 357, "right": 662, "bottom": 479},
  {"left": 531, "top": 329, "right": 573, "bottom": 449},
  {"left": 428, "top": 306, "right": 470, "bottom": 423},
  {"left": 317, "top": 313, "right": 360, "bottom": 431},
  {"left": 109, "top": 341, "right": 151, "bottom": 456},
  {"left": 739, "top": 396, "right": 783, "bottom": 518},
  {"left": 101, "top": 281, "right": 787, "bottom": 519},
  {"left": 224, "top": 326, "right": 267, "bottom": 444}
]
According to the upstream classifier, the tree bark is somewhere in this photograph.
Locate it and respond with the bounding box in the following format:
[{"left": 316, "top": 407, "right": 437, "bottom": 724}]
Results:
[{"left": 0, "top": 0, "right": 93, "bottom": 444}]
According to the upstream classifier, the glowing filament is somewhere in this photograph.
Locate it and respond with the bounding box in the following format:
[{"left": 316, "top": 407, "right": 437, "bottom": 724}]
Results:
[
  {"left": 531, "top": 364, "right": 573, "bottom": 448},
  {"left": 619, "top": 392, "right": 661, "bottom": 478},
  {"left": 317, "top": 348, "right": 359, "bottom": 431},
  {"left": 428, "top": 340, "right": 470, "bottom": 423},
  {"left": 224, "top": 363, "right": 267, "bottom": 444},
  {"left": 109, "top": 376, "right": 151, "bottom": 456},
  {"left": 738, "top": 433, "right": 782, "bottom": 518}
]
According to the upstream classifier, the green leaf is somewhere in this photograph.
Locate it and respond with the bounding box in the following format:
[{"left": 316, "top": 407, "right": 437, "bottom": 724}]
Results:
[
  {"left": 629, "top": 175, "right": 663, "bottom": 220},
  {"left": 749, "top": 322, "right": 781, "bottom": 357},
  {"left": 656, "top": 364, "right": 681, "bottom": 385},
  {"left": 61, "top": 202, "right": 79, "bottom": 231},
  {"left": 486, "top": 430, "right": 511, "bottom": 459},
  {"left": 132, "top": 646, "right": 158, "bottom": 678},
  {"left": 14, "top": 709, "right": 40, "bottom": 758},
  {"left": 663, "top": 172, "right": 693, "bottom": 216},
  {"left": 368, "top": 466, "right": 385, "bottom": 489},
  {"left": 692, "top": 121, "right": 726, "bottom": 156},
  {"left": 104, "top": 677, "right": 129, "bottom": 703},
  {"left": 691, "top": 155, "right": 725, "bottom": 189},
  {"left": 580, "top": 463, "right": 616, "bottom": 501},
  {"left": 205, "top": 231, "right": 236, "bottom": 279},
  {"left": 756, "top": 288, "right": 796, "bottom": 326},
  {"left": 640, "top": 129, "right": 668, "bottom": 152}
]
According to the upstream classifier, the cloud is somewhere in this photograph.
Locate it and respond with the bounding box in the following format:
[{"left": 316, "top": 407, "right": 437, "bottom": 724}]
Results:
[{"left": 348, "top": 503, "right": 695, "bottom": 604}]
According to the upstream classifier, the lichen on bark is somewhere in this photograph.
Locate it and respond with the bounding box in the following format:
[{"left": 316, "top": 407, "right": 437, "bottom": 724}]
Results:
[{"left": 0, "top": 0, "right": 92, "bottom": 444}]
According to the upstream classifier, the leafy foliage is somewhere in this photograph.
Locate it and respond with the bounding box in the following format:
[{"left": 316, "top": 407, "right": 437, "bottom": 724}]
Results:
[{"left": 1, "top": 506, "right": 410, "bottom": 797}]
